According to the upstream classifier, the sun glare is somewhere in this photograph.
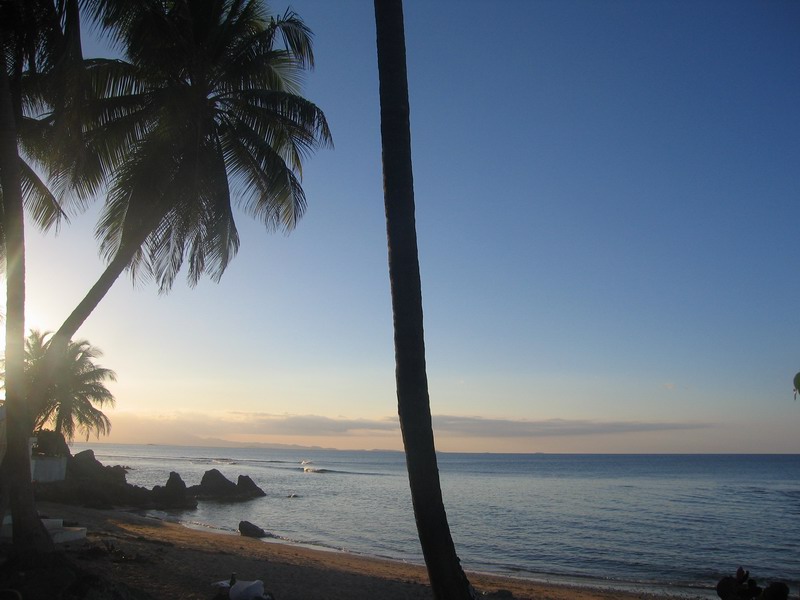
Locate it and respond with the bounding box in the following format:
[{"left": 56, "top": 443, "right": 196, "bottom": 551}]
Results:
[
  {"left": 0, "top": 300, "right": 53, "bottom": 356},
  {"left": 24, "top": 304, "right": 49, "bottom": 335}
]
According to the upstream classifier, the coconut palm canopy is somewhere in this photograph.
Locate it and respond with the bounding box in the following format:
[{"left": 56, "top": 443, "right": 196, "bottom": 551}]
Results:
[
  {"left": 1, "top": 0, "right": 330, "bottom": 557},
  {"left": 1, "top": 330, "right": 116, "bottom": 441},
  {"left": 0, "top": 0, "right": 79, "bottom": 258},
  {"left": 8, "top": 0, "right": 331, "bottom": 290},
  {"left": 82, "top": 0, "right": 333, "bottom": 291}
]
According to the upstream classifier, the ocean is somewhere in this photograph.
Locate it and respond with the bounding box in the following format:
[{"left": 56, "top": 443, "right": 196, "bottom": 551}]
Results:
[{"left": 68, "top": 444, "right": 800, "bottom": 598}]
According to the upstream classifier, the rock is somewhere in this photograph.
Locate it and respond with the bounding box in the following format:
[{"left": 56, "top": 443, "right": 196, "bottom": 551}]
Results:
[
  {"left": 761, "top": 583, "right": 790, "bottom": 600},
  {"left": 237, "top": 475, "right": 266, "bottom": 498},
  {"left": 715, "top": 569, "right": 781, "bottom": 600},
  {"left": 36, "top": 450, "right": 150, "bottom": 508},
  {"left": 238, "top": 520, "right": 267, "bottom": 538},
  {"left": 38, "top": 455, "right": 264, "bottom": 508},
  {"left": 32, "top": 430, "right": 71, "bottom": 458},
  {"left": 68, "top": 450, "right": 128, "bottom": 486},
  {"left": 188, "top": 469, "right": 265, "bottom": 501},
  {"left": 716, "top": 576, "right": 737, "bottom": 599},
  {"left": 200, "top": 469, "right": 238, "bottom": 495},
  {"left": 151, "top": 472, "right": 198, "bottom": 509},
  {"left": 165, "top": 471, "right": 187, "bottom": 495}
]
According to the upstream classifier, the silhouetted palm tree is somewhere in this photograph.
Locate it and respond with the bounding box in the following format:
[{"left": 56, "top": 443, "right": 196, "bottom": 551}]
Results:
[
  {"left": 374, "top": 1, "right": 473, "bottom": 598},
  {"left": 21, "top": 330, "right": 116, "bottom": 440},
  {"left": 47, "top": 0, "right": 331, "bottom": 357},
  {"left": 29, "top": 0, "right": 330, "bottom": 506},
  {"left": 0, "top": 0, "right": 87, "bottom": 559},
  {"left": 4, "top": 0, "right": 328, "bottom": 560}
]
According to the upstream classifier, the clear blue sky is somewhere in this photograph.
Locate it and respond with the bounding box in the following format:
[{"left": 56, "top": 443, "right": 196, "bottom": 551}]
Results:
[{"left": 20, "top": 0, "right": 800, "bottom": 452}]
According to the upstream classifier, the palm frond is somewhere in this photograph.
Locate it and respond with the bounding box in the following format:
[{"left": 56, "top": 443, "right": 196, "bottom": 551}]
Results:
[
  {"left": 268, "top": 8, "right": 316, "bottom": 69},
  {"left": 19, "top": 159, "right": 68, "bottom": 231},
  {"left": 222, "top": 119, "right": 307, "bottom": 231},
  {"left": 83, "top": 0, "right": 330, "bottom": 290},
  {"left": 5, "top": 329, "right": 116, "bottom": 441}
]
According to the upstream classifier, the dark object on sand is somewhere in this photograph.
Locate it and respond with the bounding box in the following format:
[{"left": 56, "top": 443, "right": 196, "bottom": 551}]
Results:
[
  {"left": 211, "top": 573, "right": 275, "bottom": 599},
  {"left": 238, "top": 521, "right": 267, "bottom": 538},
  {"left": 761, "top": 583, "right": 790, "bottom": 600},
  {"left": 716, "top": 567, "right": 789, "bottom": 600}
]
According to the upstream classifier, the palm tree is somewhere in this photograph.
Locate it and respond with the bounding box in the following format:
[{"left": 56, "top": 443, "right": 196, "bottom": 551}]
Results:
[
  {"left": 27, "top": 0, "right": 331, "bottom": 476},
  {"left": 41, "top": 0, "right": 331, "bottom": 371},
  {"left": 0, "top": 0, "right": 86, "bottom": 559},
  {"left": 3, "top": 0, "right": 328, "bottom": 559},
  {"left": 20, "top": 330, "right": 116, "bottom": 441},
  {"left": 374, "top": 1, "right": 473, "bottom": 598}
]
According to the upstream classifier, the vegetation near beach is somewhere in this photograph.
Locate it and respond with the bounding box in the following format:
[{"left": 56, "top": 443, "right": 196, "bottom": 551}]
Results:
[
  {"left": 374, "top": 1, "right": 473, "bottom": 598},
  {"left": 2, "top": 0, "right": 470, "bottom": 597},
  {"left": 3, "top": 329, "right": 116, "bottom": 441},
  {"left": 1, "top": 0, "right": 330, "bottom": 566}
]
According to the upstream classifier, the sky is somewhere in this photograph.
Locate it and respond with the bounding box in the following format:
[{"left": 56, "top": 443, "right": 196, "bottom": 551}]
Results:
[{"left": 15, "top": 0, "right": 800, "bottom": 453}]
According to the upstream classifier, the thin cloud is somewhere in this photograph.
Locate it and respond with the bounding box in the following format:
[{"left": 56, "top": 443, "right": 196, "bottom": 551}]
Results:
[
  {"left": 120, "top": 411, "right": 709, "bottom": 440},
  {"left": 431, "top": 415, "right": 710, "bottom": 438},
  {"left": 228, "top": 413, "right": 398, "bottom": 435}
]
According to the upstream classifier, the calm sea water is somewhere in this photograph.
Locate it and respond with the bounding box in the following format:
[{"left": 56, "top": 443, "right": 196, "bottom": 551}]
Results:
[{"left": 69, "top": 444, "right": 800, "bottom": 598}]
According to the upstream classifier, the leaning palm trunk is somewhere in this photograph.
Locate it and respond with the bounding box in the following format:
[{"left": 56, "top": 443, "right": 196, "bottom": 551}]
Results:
[
  {"left": 0, "top": 66, "right": 54, "bottom": 559},
  {"left": 28, "top": 220, "right": 154, "bottom": 439},
  {"left": 374, "top": 1, "right": 473, "bottom": 598},
  {"left": 50, "top": 237, "right": 147, "bottom": 353}
]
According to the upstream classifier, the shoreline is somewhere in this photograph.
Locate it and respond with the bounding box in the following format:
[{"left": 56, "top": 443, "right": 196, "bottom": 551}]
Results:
[
  {"left": 142, "top": 508, "right": 714, "bottom": 599},
  {"left": 33, "top": 502, "right": 709, "bottom": 600}
]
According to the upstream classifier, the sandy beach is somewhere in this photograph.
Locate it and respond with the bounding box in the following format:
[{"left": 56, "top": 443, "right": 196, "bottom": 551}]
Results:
[{"left": 21, "top": 502, "right": 694, "bottom": 600}]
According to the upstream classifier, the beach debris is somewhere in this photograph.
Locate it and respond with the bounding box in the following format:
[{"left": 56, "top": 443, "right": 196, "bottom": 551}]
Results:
[
  {"left": 715, "top": 567, "right": 789, "bottom": 600},
  {"left": 211, "top": 574, "right": 275, "bottom": 600},
  {"left": 238, "top": 521, "right": 268, "bottom": 538}
]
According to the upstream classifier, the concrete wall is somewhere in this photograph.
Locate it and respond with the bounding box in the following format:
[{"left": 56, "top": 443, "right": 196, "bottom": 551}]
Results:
[{"left": 31, "top": 456, "right": 68, "bottom": 482}]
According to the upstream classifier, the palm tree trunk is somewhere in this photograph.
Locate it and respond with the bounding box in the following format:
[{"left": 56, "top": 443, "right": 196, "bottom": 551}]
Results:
[
  {"left": 27, "top": 233, "right": 149, "bottom": 437},
  {"left": 51, "top": 241, "right": 144, "bottom": 351},
  {"left": 0, "top": 63, "right": 55, "bottom": 560},
  {"left": 374, "top": 2, "right": 473, "bottom": 598}
]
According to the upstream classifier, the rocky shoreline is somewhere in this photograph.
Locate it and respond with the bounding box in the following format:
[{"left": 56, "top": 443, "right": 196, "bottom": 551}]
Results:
[{"left": 34, "top": 449, "right": 266, "bottom": 511}]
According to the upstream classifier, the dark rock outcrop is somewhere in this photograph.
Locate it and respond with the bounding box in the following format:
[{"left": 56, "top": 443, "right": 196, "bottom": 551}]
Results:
[
  {"left": 200, "top": 469, "right": 238, "bottom": 496},
  {"left": 238, "top": 520, "right": 267, "bottom": 538},
  {"left": 187, "top": 469, "right": 265, "bottom": 502},
  {"left": 32, "top": 429, "right": 71, "bottom": 458},
  {"left": 68, "top": 449, "right": 128, "bottom": 486},
  {"left": 36, "top": 449, "right": 150, "bottom": 509},
  {"left": 36, "top": 450, "right": 193, "bottom": 510},
  {"left": 35, "top": 452, "right": 264, "bottom": 509},
  {"left": 237, "top": 475, "right": 266, "bottom": 498},
  {"left": 716, "top": 568, "right": 789, "bottom": 600},
  {"left": 151, "top": 472, "right": 198, "bottom": 509}
]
